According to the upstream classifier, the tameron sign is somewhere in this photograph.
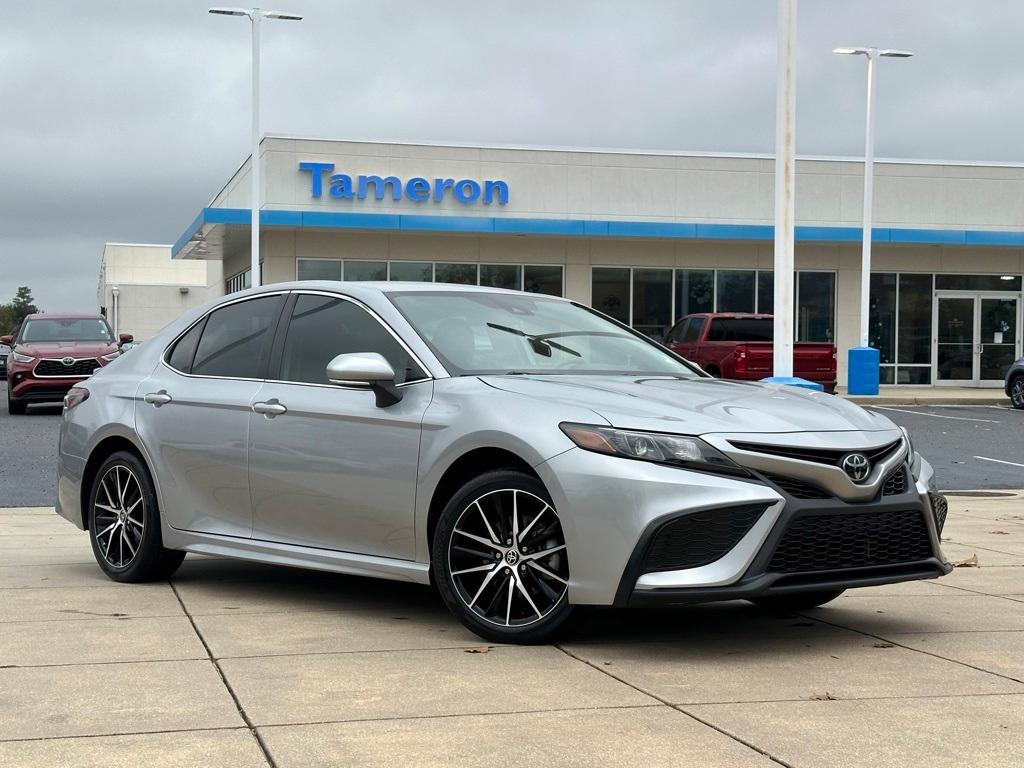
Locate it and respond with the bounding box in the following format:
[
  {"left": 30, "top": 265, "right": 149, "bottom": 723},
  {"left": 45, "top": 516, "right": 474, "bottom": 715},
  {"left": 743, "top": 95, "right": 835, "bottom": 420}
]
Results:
[{"left": 299, "top": 162, "right": 509, "bottom": 206}]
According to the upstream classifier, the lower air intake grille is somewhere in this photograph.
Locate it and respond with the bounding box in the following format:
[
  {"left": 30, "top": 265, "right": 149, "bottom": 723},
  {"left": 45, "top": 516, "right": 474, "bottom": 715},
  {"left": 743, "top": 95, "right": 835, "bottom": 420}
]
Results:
[
  {"left": 643, "top": 505, "right": 768, "bottom": 572},
  {"left": 768, "top": 509, "right": 932, "bottom": 573},
  {"left": 762, "top": 473, "right": 831, "bottom": 500},
  {"left": 882, "top": 467, "right": 908, "bottom": 496},
  {"left": 929, "top": 493, "right": 948, "bottom": 534}
]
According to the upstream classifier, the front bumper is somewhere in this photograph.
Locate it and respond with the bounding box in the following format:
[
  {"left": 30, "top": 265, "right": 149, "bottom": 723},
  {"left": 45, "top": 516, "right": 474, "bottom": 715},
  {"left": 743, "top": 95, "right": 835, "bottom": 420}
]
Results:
[
  {"left": 536, "top": 447, "right": 950, "bottom": 606},
  {"left": 9, "top": 373, "right": 86, "bottom": 402}
]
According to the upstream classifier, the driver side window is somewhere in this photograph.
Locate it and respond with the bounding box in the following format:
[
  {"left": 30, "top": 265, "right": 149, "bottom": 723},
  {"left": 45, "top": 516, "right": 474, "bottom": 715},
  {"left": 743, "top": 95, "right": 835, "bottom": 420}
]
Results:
[{"left": 277, "top": 294, "right": 426, "bottom": 385}]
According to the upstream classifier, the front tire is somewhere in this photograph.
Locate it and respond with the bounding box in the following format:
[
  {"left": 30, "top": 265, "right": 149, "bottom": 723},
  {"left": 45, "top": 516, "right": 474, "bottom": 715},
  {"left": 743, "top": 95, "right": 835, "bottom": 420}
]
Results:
[
  {"left": 433, "top": 470, "right": 577, "bottom": 644},
  {"left": 7, "top": 391, "right": 26, "bottom": 414},
  {"left": 749, "top": 589, "right": 845, "bottom": 612},
  {"left": 87, "top": 451, "right": 185, "bottom": 582},
  {"left": 1010, "top": 375, "right": 1024, "bottom": 409}
]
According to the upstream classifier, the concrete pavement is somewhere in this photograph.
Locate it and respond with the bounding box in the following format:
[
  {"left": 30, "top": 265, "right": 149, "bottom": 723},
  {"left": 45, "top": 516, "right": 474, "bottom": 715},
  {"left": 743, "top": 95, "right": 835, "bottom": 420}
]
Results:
[{"left": 1, "top": 494, "right": 1023, "bottom": 767}]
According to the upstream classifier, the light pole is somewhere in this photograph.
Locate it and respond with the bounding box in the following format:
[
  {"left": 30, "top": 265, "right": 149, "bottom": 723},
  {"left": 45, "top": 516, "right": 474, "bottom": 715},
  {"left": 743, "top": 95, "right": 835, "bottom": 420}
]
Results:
[
  {"left": 772, "top": 0, "right": 797, "bottom": 384},
  {"left": 209, "top": 7, "right": 302, "bottom": 288},
  {"left": 833, "top": 46, "right": 913, "bottom": 394}
]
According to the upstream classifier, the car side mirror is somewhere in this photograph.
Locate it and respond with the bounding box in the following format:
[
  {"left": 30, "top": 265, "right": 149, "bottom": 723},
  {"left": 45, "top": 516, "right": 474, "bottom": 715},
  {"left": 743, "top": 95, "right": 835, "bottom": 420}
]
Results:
[
  {"left": 326, "top": 352, "right": 403, "bottom": 407},
  {"left": 0, "top": 335, "right": 12, "bottom": 346},
  {"left": 119, "top": 333, "right": 134, "bottom": 345}
]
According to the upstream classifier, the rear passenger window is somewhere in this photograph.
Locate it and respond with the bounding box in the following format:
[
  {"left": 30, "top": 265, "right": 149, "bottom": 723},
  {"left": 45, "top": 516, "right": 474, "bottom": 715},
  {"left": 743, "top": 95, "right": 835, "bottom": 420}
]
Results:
[
  {"left": 191, "top": 296, "right": 282, "bottom": 379},
  {"left": 165, "top": 320, "right": 204, "bottom": 373},
  {"left": 278, "top": 294, "right": 426, "bottom": 385}
]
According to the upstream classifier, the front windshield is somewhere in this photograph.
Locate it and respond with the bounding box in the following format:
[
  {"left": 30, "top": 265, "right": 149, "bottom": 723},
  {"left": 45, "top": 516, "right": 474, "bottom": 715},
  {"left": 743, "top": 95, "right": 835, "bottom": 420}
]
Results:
[
  {"left": 20, "top": 318, "right": 113, "bottom": 344},
  {"left": 389, "top": 291, "right": 700, "bottom": 377}
]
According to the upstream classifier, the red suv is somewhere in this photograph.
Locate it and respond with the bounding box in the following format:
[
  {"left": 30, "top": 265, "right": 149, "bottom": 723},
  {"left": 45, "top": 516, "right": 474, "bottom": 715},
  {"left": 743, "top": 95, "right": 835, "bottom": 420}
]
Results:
[{"left": 2, "top": 313, "right": 132, "bottom": 414}]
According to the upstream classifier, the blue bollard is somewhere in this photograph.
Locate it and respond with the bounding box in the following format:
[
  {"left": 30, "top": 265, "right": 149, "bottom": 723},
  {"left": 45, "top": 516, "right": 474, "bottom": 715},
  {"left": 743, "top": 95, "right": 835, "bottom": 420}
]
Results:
[{"left": 847, "top": 346, "right": 880, "bottom": 396}]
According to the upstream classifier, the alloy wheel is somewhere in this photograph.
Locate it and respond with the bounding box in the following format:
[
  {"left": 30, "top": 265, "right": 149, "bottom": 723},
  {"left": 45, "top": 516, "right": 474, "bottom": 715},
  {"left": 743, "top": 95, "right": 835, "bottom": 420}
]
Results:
[
  {"left": 92, "top": 465, "right": 145, "bottom": 569},
  {"left": 447, "top": 488, "right": 569, "bottom": 628},
  {"left": 1012, "top": 377, "right": 1024, "bottom": 408}
]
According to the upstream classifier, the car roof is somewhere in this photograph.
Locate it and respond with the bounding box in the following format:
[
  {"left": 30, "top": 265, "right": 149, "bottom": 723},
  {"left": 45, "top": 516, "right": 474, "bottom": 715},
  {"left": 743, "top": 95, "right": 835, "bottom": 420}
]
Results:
[
  {"left": 237, "top": 280, "right": 573, "bottom": 301},
  {"left": 684, "top": 312, "right": 773, "bottom": 319}
]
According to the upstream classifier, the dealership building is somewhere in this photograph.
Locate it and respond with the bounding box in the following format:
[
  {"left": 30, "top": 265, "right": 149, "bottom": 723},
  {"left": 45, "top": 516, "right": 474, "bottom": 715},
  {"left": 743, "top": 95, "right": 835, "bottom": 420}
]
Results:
[{"left": 170, "top": 135, "right": 1024, "bottom": 387}]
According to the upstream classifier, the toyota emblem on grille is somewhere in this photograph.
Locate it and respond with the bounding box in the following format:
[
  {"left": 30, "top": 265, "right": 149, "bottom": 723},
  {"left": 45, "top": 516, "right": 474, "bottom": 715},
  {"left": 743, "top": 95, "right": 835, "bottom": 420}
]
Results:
[
  {"left": 61, "top": 357, "right": 75, "bottom": 366},
  {"left": 841, "top": 453, "right": 870, "bottom": 482}
]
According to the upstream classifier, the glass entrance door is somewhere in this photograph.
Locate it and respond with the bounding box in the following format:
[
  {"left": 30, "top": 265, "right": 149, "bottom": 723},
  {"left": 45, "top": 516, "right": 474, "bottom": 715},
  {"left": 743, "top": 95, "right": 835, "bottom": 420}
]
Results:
[
  {"left": 935, "top": 297, "right": 975, "bottom": 383},
  {"left": 980, "top": 297, "right": 1018, "bottom": 383},
  {"left": 934, "top": 293, "right": 1021, "bottom": 386}
]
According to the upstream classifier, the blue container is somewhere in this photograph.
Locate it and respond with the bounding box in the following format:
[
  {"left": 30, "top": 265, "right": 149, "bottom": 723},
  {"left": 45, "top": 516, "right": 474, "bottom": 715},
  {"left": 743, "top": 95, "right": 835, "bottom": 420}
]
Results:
[{"left": 847, "top": 346, "right": 880, "bottom": 396}]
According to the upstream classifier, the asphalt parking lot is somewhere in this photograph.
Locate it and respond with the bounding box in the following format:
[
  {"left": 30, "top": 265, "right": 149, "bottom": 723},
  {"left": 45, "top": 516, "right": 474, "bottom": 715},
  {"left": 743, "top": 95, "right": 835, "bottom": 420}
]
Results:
[{"left": 1, "top": 493, "right": 1023, "bottom": 767}]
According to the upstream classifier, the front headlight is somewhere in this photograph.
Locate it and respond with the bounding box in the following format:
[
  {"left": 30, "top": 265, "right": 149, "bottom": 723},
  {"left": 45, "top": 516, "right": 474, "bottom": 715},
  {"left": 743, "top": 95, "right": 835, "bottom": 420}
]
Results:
[
  {"left": 12, "top": 351, "right": 34, "bottom": 363},
  {"left": 101, "top": 351, "right": 120, "bottom": 362},
  {"left": 559, "top": 423, "right": 749, "bottom": 477}
]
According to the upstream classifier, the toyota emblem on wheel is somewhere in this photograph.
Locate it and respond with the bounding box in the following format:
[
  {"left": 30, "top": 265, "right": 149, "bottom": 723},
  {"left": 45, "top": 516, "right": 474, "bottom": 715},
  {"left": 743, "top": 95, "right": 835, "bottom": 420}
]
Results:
[{"left": 841, "top": 453, "right": 870, "bottom": 481}]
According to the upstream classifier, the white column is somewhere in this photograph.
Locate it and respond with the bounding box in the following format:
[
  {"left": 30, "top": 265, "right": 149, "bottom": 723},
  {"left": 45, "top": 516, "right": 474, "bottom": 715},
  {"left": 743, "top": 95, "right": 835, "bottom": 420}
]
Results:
[
  {"left": 858, "top": 50, "right": 878, "bottom": 347},
  {"left": 772, "top": 0, "right": 797, "bottom": 378},
  {"left": 250, "top": 11, "right": 262, "bottom": 287}
]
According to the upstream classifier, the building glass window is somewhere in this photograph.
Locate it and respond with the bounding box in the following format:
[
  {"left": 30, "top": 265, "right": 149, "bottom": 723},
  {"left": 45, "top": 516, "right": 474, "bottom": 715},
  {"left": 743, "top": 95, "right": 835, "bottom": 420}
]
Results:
[
  {"left": 631, "top": 268, "right": 672, "bottom": 339},
  {"left": 480, "top": 264, "right": 522, "bottom": 291},
  {"left": 897, "top": 273, "right": 932, "bottom": 365},
  {"left": 756, "top": 271, "right": 774, "bottom": 315},
  {"left": 715, "top": 271, "right": 755, "bottom": 312},
  {"left": 389, "top": 261, "right": 433, "bottom": 282},
  {"left": 344, "top": 261, "right": 387, "bottom": 282},
  {"left": 296, "top": 259, "right": 342, "bottom": 282},
  {"left": 591, "top": 267, "right": 630, "bottom": 324},
  {"left": 674, "top": 270, "right": 714, "bottom": 317},
  {"left": 435, "top": 263, "right": 479, "bottom": 285},
  {"left": 870, "top": 273, "right": 897, "bottom": 365},
  {"left": 797, "top": 272, "right": 835, "bottom": 342},
  {"left": 524, "top": 265, "right": 563, "bottom": 296},
  {"left": 935, "top": 274, "right": 1022, "bottom": 291}
]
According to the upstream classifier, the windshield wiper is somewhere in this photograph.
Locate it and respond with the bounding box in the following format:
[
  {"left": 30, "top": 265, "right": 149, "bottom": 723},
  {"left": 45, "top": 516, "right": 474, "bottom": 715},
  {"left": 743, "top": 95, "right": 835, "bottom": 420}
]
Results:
[{"left": 486, "top": 323, "right": 581, "bottom": 358}]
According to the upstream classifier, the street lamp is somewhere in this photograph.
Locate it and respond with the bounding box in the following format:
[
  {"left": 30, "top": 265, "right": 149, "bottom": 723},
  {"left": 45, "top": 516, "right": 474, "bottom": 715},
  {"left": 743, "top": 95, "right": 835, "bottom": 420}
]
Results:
[
  {"left": 834, "top": 46, "right": 913, "bottom": 394},
  {"left": 209, "top": 7, "right": 302, "bottom": 288}
]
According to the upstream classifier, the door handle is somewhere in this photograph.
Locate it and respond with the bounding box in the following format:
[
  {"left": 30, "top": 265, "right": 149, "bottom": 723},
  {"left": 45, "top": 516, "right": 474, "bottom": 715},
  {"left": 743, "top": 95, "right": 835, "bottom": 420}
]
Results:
[
  {"left": 252, "top": 399, "right": 287, "bottom": 417},
  {"left": 143, "top": 391, "right": 172, "bottom": 407}
]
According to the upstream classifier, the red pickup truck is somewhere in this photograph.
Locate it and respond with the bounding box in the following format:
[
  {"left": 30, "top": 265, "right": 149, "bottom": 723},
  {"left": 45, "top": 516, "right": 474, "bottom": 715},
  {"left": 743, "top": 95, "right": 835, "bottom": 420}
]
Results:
[{"left": 663, "top": 313, "right": 837, "bottom": 393}]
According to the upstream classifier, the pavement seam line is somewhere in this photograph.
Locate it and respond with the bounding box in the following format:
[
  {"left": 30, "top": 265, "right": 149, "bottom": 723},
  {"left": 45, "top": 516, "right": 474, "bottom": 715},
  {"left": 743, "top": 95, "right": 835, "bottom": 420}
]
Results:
[
  {"left": 169, "top": 581, "right": 279, "bottom": 768},
  {"left": 0, "top": 726, "right": 248, "bottom": 745},
  {"left": 554, "top": 644, "right": 797, "bottom": 768},
  {"left": 800, "top": 612, "right": 1024, "bottom": 686}
]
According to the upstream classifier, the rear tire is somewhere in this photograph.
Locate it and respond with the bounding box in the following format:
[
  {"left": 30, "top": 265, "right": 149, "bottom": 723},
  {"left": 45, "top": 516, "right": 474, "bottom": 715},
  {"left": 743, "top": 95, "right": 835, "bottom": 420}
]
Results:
[
  {"left": 433, "top": 470, "right": 578, "bottom": 644},
  {"left": 1010, "top": 375, "right": 1024, "bottom": 409},
  {"left": 749, "top": 589, "right": 845, "bottom": 612},
  {"left": 87, "top": 451, "right": 185, "bottom": 582}
]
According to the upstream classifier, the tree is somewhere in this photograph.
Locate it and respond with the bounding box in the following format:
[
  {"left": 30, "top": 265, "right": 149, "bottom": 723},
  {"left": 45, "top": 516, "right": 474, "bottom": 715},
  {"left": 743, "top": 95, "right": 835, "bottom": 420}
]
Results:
[{"left": 0, "top": 286, "right": 39, "bottom": 336}]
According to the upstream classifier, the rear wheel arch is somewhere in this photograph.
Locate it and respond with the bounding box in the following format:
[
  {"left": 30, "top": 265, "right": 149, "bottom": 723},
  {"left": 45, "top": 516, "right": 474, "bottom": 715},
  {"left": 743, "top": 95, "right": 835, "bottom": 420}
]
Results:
[{"left": 81, "top": 436, "right": 149, "bottom": 529}]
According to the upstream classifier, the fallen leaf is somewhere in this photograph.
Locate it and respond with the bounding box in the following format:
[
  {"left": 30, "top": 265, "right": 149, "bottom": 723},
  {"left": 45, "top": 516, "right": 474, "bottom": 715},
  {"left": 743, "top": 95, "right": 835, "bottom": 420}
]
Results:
[
  {"left": 953, "top": 554, "right": 979, "bottom": 568},
  {"left": 809, "top": 692, "right": 837, "bottom": 701},
  {"left": 872, "top": 642, "right": 894, "bottom": 649},
  {"left": 989, "top": 531, "right": 1011, "bottom": 535},
  {"left": 464, "top": 646, "right": 492, "bottom": 654}
]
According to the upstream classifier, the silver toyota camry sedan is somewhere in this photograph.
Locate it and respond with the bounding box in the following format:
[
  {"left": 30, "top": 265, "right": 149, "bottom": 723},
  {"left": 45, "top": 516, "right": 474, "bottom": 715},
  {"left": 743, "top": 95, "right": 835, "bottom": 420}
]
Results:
[{"left": 56, "top": 282, "right": 952, "bottom": 643}]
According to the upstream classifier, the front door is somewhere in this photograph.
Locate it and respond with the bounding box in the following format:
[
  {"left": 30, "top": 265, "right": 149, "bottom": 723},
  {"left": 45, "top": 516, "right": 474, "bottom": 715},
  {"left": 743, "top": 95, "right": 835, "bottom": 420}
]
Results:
[
  {"left": 934, "top": 293, "right": 1021, "bottom": 386},
  {"left": 247, "top": 291, "right": 433, "bottom": 559}
]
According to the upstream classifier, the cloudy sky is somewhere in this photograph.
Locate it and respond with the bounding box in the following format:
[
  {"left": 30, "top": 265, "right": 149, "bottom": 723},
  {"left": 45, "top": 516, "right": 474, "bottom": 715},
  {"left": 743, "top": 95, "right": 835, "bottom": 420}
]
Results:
[{"left": 2, "top": 0, "right": 1022, "bottom": 310}]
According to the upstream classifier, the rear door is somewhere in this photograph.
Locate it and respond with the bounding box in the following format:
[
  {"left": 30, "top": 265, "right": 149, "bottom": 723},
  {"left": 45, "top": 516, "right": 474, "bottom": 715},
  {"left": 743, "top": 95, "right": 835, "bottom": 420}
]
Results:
[
  {"left": 247, "top": 291, "right": 433, "bottom": 559},
  {"left": 135, "top": 293, "right": 285, "bottom": 537}
]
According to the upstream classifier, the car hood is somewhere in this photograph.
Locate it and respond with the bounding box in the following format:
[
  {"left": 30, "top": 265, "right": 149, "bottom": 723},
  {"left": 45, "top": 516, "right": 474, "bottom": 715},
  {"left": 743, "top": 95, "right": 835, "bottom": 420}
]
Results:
[
  {"left": 15, "top": 341, "right": 117, "bottom": 358},
  {"left": 479, "top": 375, "right": 896, "bottom": 435}
]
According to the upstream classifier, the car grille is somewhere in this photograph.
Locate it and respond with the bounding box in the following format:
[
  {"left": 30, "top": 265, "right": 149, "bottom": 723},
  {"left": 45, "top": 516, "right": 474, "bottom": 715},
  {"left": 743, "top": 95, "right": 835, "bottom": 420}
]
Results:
[
  {"left": 729, "top": 439, "right": 901, "bottom": 467},
  {"left": 768, "top": 509, "right": 933, "bottom": 573},
  {"left": 643, "top": 505, "right": 768, "bottom": 572},
  {"left": 882, "top": 467, "right": 908, "bottom": 496},
  {"left": 929, "top": 492, "right": 948, "bottom": 535},
  {"left": 34, "top": 358, "right": 99, "bottom": 377},
  {"left": 761, "top": 472, "right": 831, "bottom": 500}
]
